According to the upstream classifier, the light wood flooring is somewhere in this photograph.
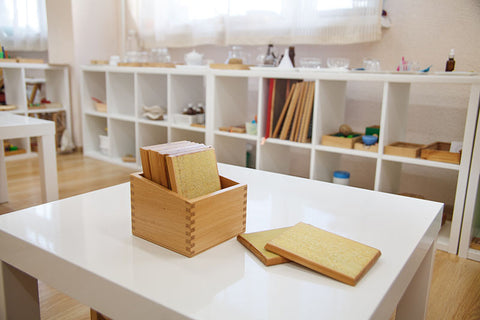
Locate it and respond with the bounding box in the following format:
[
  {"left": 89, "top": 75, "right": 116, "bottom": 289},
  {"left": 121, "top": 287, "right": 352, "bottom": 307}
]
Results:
[{"left": 1, "top": 152, "right": 480, "bottom": 319}]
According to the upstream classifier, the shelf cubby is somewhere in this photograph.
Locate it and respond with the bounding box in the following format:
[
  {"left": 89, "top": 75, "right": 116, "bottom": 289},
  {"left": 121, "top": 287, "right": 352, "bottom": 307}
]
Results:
[
  {"left": 214, "top": 134, "right": 255, "bottom": 168},
  {"left": 109, "top": 119, "right": 136, "bottom": 164},
  {"left": 259, "top": 142, "right": 310, "bottom": 179},
  {"left": 136, "top": 73, "right": 168, "bottom": 119},
  {"left": 82, "top": 71, "right": 106, "bottom": 113},
  {"left": 83, "top": 114, "right": 108, "bottom": 156},
  {"left": 170, "top": 127, "right": 205, "bottom": 144},
  {"left": 170, "top": 74, "right": 205, "bottom": 115},
  {"left": 214, "top": 75, "right": 258, "bottom": 130},
  {"left": 107, "top": 72, "right": 135, "bottom": 118}
]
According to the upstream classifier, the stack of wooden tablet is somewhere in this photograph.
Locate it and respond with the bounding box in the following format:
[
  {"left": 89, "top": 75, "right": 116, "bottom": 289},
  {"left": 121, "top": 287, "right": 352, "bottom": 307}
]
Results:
[
  {"left": 237, "top": 222, "right": 381, "bottom": 286},
  {"left": 140, "top": 141, "right": 221, "bottom": 199}
]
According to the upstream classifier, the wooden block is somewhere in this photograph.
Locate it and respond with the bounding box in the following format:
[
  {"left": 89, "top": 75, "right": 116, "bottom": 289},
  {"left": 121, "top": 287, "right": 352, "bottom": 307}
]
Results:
[
  {"left": 142, "top": 62, "right": 176, "bottom": 68},
  {"left": 5, "top": 149, "right": 26, "bottom": 156},
  {"left": 0, "top": 105, "right": 17, "bottom": 111},
  {"left": 90, "top": 60, "right": 109, "bottom": 65},
  {"left": 321, "top": 133, "right": 362, "bottom": 149},
  {"left": 130, "top": 173, "right": 247, "bottom": 257},
  {"left": 384, "top": 142, "right": 425, "bottom": 158},
  {"left": 420, "top": 142, "right": 461, "bottom": 164},
  {"left": 265, "top": 222, "right": 381, "bottom": 286},
  {"left": 17, "top": 58, "right": 44, "bottom": 63},
  {"left": 354, "top": 142, "right": 378, "bottom": 152},
  {"left": 219, "top": 125, "right": 246, "bottom": 133},
  {"left": 166, "top": 148, "right": 221, "bottom": 199},
  {"left": 237, "top": 228, "right": 291, "bottom": 266},
  {"left": 209, "top": 63, "right": 250, "bottom": 70}
]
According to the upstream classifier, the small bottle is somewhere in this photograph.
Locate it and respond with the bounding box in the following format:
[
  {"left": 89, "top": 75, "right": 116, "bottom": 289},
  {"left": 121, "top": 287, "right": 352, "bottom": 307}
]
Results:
[
  {"left": 288, "top": 46, "right": 295, "bottom": 67},
  {"left": 263, "top": 44, "right": 276, "bottom": 66},
  {"left": 445, "top": 49, "right": 455, "bottom": 72}
]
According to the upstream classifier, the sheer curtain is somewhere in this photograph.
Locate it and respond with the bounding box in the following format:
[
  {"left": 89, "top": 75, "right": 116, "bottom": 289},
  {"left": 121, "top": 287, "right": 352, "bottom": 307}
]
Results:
[
  {"left": 128, "top": 0, "right": 382, "bottom": 48},
  {"left": 0, "top": 0, "right": 48, "bottom": 51}
]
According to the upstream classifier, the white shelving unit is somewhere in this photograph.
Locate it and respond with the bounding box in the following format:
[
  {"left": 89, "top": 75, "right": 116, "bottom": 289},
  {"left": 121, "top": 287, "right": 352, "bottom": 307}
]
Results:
[
  {"left": 459, "top": 105, "right": 480, "bottom": 261},
  {"left": 1, "top": 62, "right": 71, "bottom": 159},
  {"left": 81, "top": 65, "right": 480, "bottom": 254}
]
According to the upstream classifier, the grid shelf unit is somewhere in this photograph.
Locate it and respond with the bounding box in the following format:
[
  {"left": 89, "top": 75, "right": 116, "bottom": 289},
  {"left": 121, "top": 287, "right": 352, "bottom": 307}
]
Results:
[{"left": 81, "top": 65, "right": 480, "bottom": 254}]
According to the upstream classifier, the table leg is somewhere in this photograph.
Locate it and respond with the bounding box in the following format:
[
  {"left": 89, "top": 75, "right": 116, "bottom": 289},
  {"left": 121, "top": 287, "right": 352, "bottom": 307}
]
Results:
[
  {"left": 395, "top": 240, "right": 436, "bottom": 320},
  {"left": 0, "top": 261, "right": 41, "bottom": 320},
  {"left": 37, "top": 134, "right": 59, "bottom": 202},
  {"left": 0, "top": 139, "right": 7, "bottom": 204}
]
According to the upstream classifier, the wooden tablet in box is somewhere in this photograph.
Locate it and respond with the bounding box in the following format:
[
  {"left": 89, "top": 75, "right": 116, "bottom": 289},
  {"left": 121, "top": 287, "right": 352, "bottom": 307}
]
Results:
[
  {"left": 130, "top": 172, "right": 247, "bottom": 257},
  {"left": 265, "top": 222, "right": 381, "bottom": 286},
  {"left": 384, "top": 142, "right": 425, "bottom": 158},
  {"left": 420, "top": 142, "right": 461, "bottom": 164}
]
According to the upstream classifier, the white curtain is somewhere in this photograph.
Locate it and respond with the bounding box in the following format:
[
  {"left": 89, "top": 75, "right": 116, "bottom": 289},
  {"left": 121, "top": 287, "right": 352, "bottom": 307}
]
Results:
[
  {"left": 0, "top": 0, "right": 48, "bottom": 51},
  {"left": 128, "top": 0, "right": 382, "bottom": 48}
]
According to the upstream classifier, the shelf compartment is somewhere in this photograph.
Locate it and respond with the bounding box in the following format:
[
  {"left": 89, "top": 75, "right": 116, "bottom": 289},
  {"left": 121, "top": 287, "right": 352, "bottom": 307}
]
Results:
[
  {"left": 107, "top": 72, "right": 135, "bottom": 117},
  {"left": 136, "top": 73, "right": 168, "bottom": 119},
  {"left": 82, "top": 71, "right": 107, "bottom": 113},
  {"left": 83, "top": 114, "right": 108, "bottom": 156},
  {"left": 109, "top": 119, "right": 136, "bottom": 164},
  {"left": 137, "top": 122, "right": 168, "bottom": 148},
  {"left": 214, "top": 76, "right": 258, "bottom": 131},
  {"left": 313, "top": 150, "right": 376, "bottom": 190},
  {"left": 259, "top": 143, "right": 310, "bottom": 179},
  {"left": 170, "top": 74, "right": 206, "bottom": 116},
  {"left": 215, "top": 134, "right": 256, "bottom": 168},
  {"left": 2, "top": 68, "right": 27, "bottom": 110},
  {"left": 315, "top": 80, "right": 383, "bottom": 146},
  {"left": 170, "top": 127, "right": 205, "bottom": 144}
]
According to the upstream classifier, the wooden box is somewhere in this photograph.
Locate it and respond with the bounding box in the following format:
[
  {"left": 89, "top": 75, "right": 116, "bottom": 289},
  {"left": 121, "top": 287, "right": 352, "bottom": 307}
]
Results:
[
  {"left": 130, "top": 172, "right": 247, "bottom": 257},
  {"left": 321, "top": 133, "right": 362, "bottom": 149},
  {"left": 420, "top": 142, "right": 461, "bottom": 164},
  {"left": 354, "top": 142, "right": 378, "bottom": 152},
  {"left": 384, "top": 142, "right": 425, "bottom": 158}
]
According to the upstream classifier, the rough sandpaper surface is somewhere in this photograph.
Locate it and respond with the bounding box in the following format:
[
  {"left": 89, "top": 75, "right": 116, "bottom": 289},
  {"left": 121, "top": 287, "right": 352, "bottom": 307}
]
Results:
[{"left": 265, "top": 222, "right": 381, "bottom": 285}]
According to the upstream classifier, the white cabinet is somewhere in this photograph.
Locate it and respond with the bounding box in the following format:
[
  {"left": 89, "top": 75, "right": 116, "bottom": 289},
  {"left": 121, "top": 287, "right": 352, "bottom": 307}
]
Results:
[
  {"left": 81, "top": 65, "right": 480, "bottom": 254},
  {"left": 459, "top": 99, "right": 480, "bottom": 261},
  {"left": 1, "top": 62, "right": 71, "bottom": 159}
]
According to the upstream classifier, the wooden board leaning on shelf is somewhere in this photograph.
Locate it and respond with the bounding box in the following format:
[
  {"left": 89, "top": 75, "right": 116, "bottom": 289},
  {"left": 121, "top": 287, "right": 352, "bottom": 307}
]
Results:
[{"left": 269, "top": 80, "right": 314, "bottom": 143}]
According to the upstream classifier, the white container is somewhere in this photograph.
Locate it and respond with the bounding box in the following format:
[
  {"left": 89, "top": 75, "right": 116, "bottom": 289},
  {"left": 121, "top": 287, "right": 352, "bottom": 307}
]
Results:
[
  {"left": 99, "top": 135, "right": 109, "bottom": 155},
  {"left": 173, "top": 113, "right": 197, "bottom": 125},
  {"left": 333, "top": 171, "right": 350, "bottom": 185}
]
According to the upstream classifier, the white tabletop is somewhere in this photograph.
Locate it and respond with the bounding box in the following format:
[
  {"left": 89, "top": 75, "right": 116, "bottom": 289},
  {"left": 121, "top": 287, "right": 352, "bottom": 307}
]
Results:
[
  {"left": 0, "top": 112, "right": 54, "bottom": 138},
  {"left": 0, "top": 164, "right": 442, "bottom": 319}
]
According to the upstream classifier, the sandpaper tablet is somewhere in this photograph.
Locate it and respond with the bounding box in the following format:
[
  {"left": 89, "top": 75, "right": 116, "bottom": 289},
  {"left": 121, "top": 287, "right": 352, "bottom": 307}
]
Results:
[
  {"left": 264, "top": 222, "right": 381, "bottom": 286},
  {"left": 237, "top": 228, "right": 291, "bottom": 266}
]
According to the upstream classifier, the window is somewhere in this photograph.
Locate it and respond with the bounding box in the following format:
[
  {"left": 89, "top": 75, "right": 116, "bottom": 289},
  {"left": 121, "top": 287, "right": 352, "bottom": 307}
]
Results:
[
  {"left": 0, "top": 0, "right": 48, "bottom": 51},
  {"left": 128, "top": 0, "right": 382, "bottom": 48}
]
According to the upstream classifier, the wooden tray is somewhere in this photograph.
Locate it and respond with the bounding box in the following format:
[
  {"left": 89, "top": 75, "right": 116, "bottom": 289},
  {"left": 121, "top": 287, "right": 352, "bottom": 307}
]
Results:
[
  {"left": 321, "top": 132, "right": 362, "bottom": 149},
  {"left": 209, "top": 63, "right": 250, "bottom": 70},
  {"left": 420, "top": 142, "right": 461, "bottom": 164},
  {"left": 384, "top": 142, "right": 425, "bottom": 158},
  {"left": 130, "top": 172, "right": 247, "bottom": 257},
  {"left": 354, "top": 142, "right": 378, "bottom": 152}
]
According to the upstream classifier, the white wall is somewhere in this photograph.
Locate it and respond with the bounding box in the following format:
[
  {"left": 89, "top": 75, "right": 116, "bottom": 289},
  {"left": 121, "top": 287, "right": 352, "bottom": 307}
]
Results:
[{"left": 46, "top": 0, "right": 121, "bottom": 147}]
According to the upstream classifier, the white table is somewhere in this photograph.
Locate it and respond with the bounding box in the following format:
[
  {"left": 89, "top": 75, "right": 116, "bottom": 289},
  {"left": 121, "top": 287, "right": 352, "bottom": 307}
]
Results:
[
  {"left": 0, "top": 113, "right": 58, "bottom": 203},
  {"left": 0, "top": 164, "right": 442, "bottom": 320}
]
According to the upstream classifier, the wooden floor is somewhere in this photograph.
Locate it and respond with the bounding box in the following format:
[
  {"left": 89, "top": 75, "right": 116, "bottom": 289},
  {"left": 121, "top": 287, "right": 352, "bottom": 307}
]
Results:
[{"left": 1, "top": 152, "right": 480, "bottom": 319}]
